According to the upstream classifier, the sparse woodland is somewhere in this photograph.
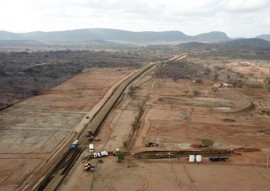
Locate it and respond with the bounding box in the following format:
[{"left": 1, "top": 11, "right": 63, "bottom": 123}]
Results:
[{"left": 0, "top": 50, "right": 160, "bottom": 109}]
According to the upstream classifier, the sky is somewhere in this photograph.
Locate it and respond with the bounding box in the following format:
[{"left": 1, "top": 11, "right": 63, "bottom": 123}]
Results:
[{"left": 0, "top": 0, "right": 269, "bottom": 37}]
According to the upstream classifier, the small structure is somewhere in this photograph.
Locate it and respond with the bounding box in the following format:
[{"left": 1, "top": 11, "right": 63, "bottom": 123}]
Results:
[
  {"left": 209, "top": 156, "right": 229, "bottom": 161},
  {"left": 189, "top": 155, "right": 195, "bottom": 162},
  {"left": 196, "top": 155, "right": 202, "bottom": 162},
  {"left": 223, "top": 83, "right": 233, "bottom": 88}
]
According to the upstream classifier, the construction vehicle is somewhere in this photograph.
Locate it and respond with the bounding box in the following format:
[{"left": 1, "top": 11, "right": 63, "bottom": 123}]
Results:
[
  {"left": 84, "top": 162, "right": 95, "bottom": 172},
  {"left": 86, "top": 130, "right": 93, "bottom": 137},
  {"left": 145, "top": 141, "right": 158, "bottom": 147},
  {"left": 71, "top": 140, "right": 79, "bottom": 149},
  {"left": 86, "top": 130, "right": 101, "bottom": 141}
]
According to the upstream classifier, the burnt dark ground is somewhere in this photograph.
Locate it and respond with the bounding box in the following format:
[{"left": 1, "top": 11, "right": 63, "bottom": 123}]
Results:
[{"left": 0, "top": 49, "right": 168, "bottom": 109}]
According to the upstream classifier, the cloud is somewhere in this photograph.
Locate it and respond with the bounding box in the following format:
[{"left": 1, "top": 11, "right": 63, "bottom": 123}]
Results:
[
  {"left": 0, "top": 0, "right": 269, "bottom": 37},
  {"left": 224, "top": 0, "right": 270, "bottom": 13}
]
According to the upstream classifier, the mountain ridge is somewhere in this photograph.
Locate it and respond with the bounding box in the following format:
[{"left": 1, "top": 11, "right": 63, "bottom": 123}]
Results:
[
  {"left": 176, "top": 38, "right": 270, "bottom": 50},
  {"left": 0, "top": 28, "right": 230, "bottom": 43},
  {"left": 256, "top": 34, "right": 270, "bottom": 41}
]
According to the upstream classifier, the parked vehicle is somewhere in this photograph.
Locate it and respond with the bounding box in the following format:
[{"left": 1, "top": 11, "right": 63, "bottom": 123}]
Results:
[
  {"left": 86, "top": 130, "right": 93, "bottom": 137},
  {"left": 145, "top": 141, "right": 158, "bottom": 147},
  {"left": 71, "top": 139, "right": 79, "bottom": 149},
  {"left": 89, "top": 144, "right": 94, "bottom": 152},
  {"left": 84, "top": 162, "right": 95, "bottom": 172},
  {"left": 94, "top": 151, "right": 109, "bottom": 158}
]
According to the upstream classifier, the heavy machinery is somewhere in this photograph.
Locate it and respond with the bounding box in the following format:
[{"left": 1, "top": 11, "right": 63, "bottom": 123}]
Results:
[
  {"left": 145, "top": 141, "right": 158, "bottom": 147},
  {"left": 84, "top": 162, "right": 95, "bottom": 172}
]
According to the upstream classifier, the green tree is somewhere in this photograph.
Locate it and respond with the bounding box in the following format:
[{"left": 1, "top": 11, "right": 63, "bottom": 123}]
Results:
[{"left": 116, "top": 151, "right": 125, "bottom": 162}]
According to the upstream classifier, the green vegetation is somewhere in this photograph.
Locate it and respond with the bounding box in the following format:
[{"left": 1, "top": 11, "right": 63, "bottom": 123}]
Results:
[
  {"left": 245, "top": 84, "right": 263, "bottom": 89},
  {"left": 128, "top": 85, "right": 139, "bottom": 96},
  {"left": 193, "top": 90, "right": 201, "bottom": 96},
  {"left": 264, "top": 77, "right": 270, "bottom": 85},
  {"left": 211, "top": 86, "right": 219, "bottom": 92},
  {"left": 131, "top": 102, "right": 145, "bottom": 129},
  {"left": 201, "top": 138, "right": 214, "bottom": 147},
  {"left": 0, "top": 50, "right": 149, "bottom": 109},
  {"left": 123, "top": 140, "right": 129, "bottom": 148},
  {"left": 259, "top": 108, "right": 270, "bottom": 116},
  {"left": 115, "top": 151, "right": 125, "bottom": 162},
  {"left": 155, "top": 59, "right": 204, "bottom": 81}
]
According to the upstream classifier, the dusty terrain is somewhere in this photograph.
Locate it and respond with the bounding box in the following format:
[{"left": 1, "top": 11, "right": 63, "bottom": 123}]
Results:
[
  {"left": 1, "top": 51, "right": 270, "bottom": 191},
  {"left": 60, "top": 54, "right": 270, "bottom": 191},
  {"left": 0, "top": 67, "right": 133, "bottom": 191}
]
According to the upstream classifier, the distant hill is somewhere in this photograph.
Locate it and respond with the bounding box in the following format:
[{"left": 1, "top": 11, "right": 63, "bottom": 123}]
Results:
[
  {"left": 256, "top": 34, "right": 270, "bottom": 41},
  {"left": 191, "top": 31, "right": 229, "bottom": 41},
  {"left": 222, "top": 38, "right": 270, "bottom": 50},
  {"left": 0, "top": 28, "right": 230, "bottom": 44},
  {"left": 0, "top": 40, "right": 45, "bottom": 47},
  {"left": 177, "top": 38, "right": 270, "bottom": 50}
]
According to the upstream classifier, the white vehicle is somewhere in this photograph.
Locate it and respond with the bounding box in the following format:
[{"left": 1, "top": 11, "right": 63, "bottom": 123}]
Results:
[
  {"left": 89, "top": 144, "right": 94, "bottom": 152},
  {"left": 94, "top": 151, "right": 109, "bottom": 158}
]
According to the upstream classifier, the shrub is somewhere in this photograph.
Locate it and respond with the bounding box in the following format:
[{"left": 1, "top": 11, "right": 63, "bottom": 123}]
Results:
[
  {"left": 211, "top": 87, "right": 219, "bottom": 92},
  {"left": 116, "top": 151, "right": 125, "bottom": 162},
  {"left": 201, "top": 138, "right": 214, "bottom": 147},
  {"left": 264, "top": 77, "right": 270, "bottom": 85},
  {"left": 128, "top": 85, "right": 136, "bottom": 96},
  {"left": 123, "top": 140, "right": 129, "bottom": 148},
  {"left": 245, "top": 84, "right": 263, "bottom": 89},
  {"left": 259, "top": 108, "right": 270, "bottom": 116},
  {"left": 193, "top": 90, "right": 200, "bottom": 96}
]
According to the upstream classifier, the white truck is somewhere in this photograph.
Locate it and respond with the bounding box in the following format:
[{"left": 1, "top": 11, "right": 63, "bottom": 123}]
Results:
[
  {"left": 94, "top": 151, "right": 108, "bottom": 158},
  {"left": 89, "top": 144, "right": 94, "bottom": 152}
]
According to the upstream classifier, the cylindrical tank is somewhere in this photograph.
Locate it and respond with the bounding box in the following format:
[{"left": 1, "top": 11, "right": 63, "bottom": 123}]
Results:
[
  {"left": 189, "top": 155, "right": 195, "bottom": 162},
  {"left": 196, "top": 155, "right": 202, "bottom": 162}
]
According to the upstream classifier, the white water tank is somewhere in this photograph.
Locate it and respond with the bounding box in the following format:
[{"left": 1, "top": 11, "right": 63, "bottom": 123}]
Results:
[
  {"left": 189, "top": 155, "right": 195, "bottom": 162},
  {"left": 196, "top": 155, "right": 202, "bottom": 162}
]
